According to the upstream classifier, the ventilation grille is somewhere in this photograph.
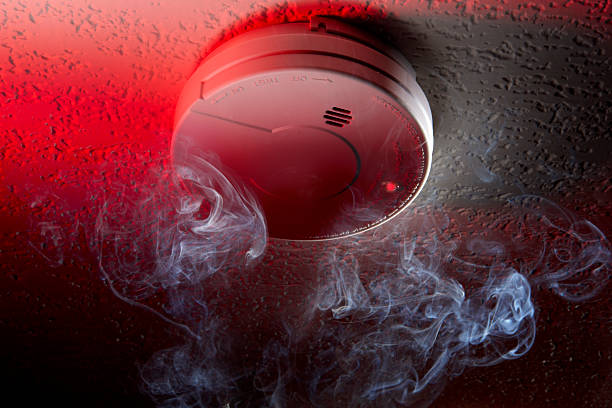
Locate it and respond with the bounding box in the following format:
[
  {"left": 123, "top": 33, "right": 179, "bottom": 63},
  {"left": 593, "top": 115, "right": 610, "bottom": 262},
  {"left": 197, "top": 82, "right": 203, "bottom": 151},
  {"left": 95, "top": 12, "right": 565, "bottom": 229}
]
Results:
[{"left": 324, "top": 107, "right": 352, "bottom": 128}]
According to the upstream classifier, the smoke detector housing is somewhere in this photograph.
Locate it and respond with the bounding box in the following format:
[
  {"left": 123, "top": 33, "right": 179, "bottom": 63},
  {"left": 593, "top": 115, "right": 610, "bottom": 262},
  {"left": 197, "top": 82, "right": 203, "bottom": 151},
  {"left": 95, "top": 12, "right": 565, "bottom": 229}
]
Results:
[{"left": 172, "top": 16, "right": 433, "bottom": 240}]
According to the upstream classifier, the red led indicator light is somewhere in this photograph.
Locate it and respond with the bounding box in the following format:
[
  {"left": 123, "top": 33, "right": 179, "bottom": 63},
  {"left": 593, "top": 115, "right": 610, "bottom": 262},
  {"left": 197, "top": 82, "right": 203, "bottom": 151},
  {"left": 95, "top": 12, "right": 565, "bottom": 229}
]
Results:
[{"left": 383, "top": 181, "right": 399, "bottom": 193}]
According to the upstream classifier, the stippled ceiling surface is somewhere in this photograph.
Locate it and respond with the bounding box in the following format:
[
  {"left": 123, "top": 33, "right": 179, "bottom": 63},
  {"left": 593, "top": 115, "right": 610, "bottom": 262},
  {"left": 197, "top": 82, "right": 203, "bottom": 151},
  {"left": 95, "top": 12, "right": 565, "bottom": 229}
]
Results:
[{"left": 1, "top": 1, "right": 610, "bottom": 407}]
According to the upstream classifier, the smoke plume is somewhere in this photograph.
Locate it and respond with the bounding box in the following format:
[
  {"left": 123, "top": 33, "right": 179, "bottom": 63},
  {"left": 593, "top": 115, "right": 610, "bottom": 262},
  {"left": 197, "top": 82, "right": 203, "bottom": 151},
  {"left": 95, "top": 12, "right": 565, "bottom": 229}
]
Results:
[{"left": 27, "top": 148, "right": 609, "bottom": 407}]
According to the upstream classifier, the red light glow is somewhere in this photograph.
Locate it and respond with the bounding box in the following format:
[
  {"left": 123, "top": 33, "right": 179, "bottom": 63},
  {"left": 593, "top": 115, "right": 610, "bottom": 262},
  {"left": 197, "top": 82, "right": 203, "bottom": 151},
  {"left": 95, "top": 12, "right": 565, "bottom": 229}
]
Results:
[
  {"left": 383, "top": 181, "right": 400, "bottom": 192},
  {"left": 1, "top": 0, "right": 610, "bottom": 406}
]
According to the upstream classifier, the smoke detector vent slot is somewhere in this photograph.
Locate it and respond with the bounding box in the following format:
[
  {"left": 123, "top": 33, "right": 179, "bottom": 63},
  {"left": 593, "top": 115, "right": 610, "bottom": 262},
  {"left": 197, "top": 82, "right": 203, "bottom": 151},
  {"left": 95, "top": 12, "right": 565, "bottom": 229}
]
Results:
[
  {"left": 325, "top": 120, "right": 344, "bottom": 127},
  {"left": 332, "top": 107, "right": 351, "bottom": 114},
  {"left": 324, "top": 107, "right": 353, "bottom": 128}
]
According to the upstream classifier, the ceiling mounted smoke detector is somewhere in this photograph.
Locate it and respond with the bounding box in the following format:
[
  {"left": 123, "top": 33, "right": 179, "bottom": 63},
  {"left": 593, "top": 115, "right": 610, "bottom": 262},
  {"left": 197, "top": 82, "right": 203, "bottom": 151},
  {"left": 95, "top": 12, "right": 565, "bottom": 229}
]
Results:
[{"left": 172, "top": 16, "right": 433, "bottom": 240}]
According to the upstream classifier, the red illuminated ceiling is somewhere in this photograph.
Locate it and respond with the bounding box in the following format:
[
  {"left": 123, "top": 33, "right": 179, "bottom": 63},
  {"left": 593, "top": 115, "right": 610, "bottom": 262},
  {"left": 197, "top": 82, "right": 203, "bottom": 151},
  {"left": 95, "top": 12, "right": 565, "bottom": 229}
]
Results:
[{"left": 1, "top": 0, "right": 610, "bottom": 407}]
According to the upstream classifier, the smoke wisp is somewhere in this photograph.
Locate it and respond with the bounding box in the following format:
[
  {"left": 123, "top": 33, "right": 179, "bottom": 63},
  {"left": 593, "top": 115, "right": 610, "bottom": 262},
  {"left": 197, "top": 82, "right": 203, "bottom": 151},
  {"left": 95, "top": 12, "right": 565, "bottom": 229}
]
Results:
[
  {"left": 92, "top": 150, "right": 268, "bottom": 336},
  {"left": 26, "top": 150, "right": 610, "bottom": 407}
]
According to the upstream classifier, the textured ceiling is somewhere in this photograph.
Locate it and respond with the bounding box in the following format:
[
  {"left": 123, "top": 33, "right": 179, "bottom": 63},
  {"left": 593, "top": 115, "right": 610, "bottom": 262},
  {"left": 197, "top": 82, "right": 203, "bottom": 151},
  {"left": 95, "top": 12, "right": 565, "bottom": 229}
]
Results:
[{"left": 1, "top": 0, "right": 610, "bottom": 407}]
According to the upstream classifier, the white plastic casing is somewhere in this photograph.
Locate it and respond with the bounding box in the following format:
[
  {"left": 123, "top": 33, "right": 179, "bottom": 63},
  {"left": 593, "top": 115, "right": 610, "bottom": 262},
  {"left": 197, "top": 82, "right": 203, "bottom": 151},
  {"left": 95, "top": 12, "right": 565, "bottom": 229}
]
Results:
[{"left": 172, "top": 16, "right": 433, "bottom": 240}]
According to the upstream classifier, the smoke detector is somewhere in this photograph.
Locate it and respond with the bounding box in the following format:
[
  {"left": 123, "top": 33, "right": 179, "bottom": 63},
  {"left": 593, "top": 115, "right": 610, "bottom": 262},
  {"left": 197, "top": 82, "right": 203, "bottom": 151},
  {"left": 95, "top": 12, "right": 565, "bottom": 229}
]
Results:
[{"left": 172, "top": 16, "right": 433, "bottom": 240}]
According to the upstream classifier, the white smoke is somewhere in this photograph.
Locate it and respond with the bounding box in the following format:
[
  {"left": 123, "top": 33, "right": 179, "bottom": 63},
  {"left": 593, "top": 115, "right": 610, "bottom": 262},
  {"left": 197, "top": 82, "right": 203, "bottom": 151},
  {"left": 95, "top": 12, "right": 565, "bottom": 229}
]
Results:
[
  {"left": 91, "top": 150, "right": 267, "bottom": 338},
  {"left": 26, "top": 150, "right": 609, "bottom": 408}
]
